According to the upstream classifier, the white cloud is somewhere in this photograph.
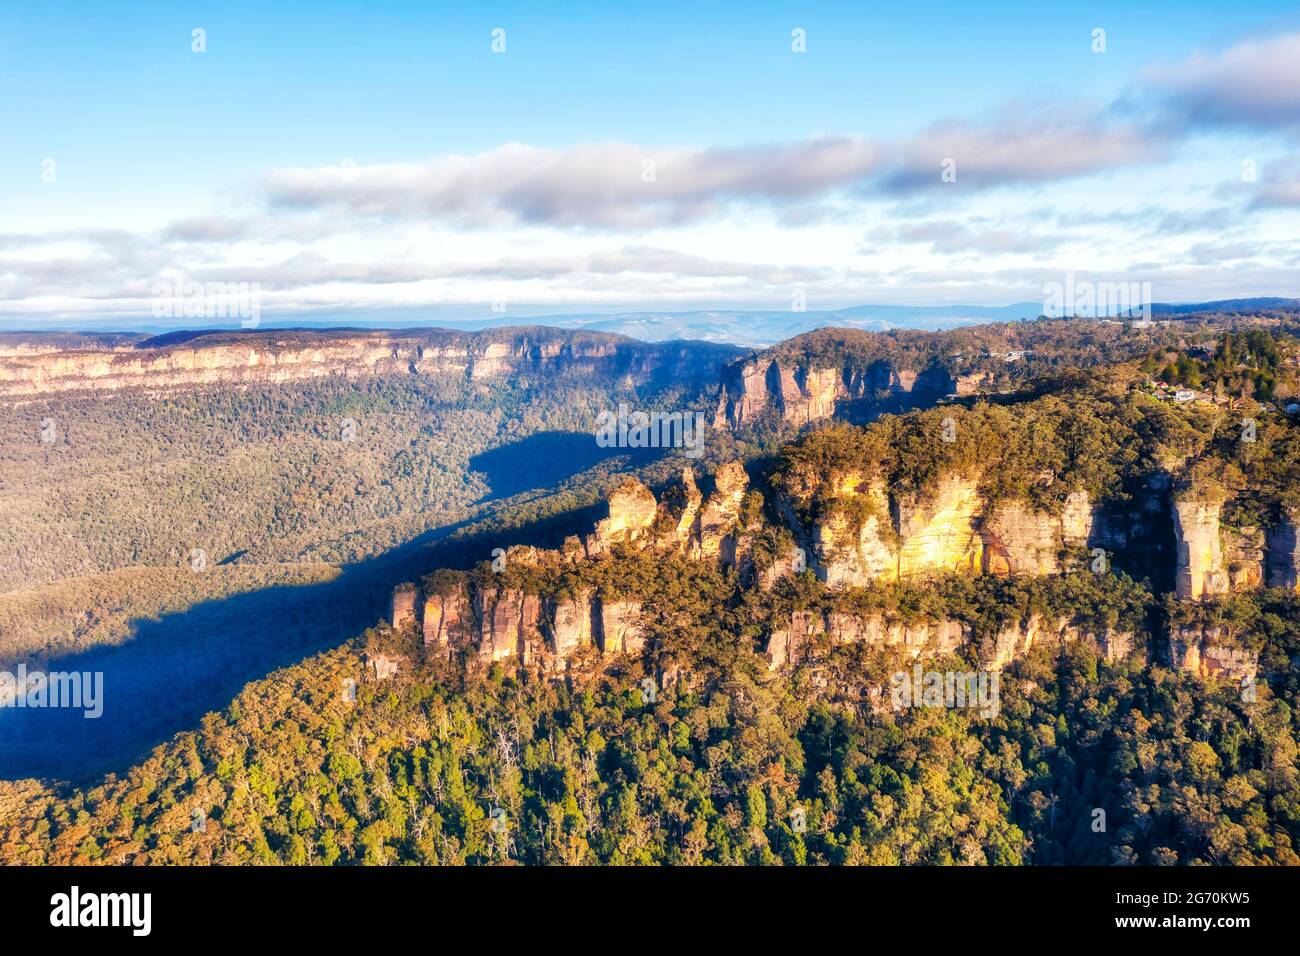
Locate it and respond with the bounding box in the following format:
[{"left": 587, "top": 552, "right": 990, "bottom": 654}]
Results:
[{"left": 1142, "top": 31, "right": 1300, "bottom": 131}]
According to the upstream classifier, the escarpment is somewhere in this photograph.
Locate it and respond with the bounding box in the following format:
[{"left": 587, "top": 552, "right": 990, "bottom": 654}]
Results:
[
  {"left": 392, "top": 450, "right": 1292, "bottom": 685},
  {"left": 719, "top": 354, "right": 956, "bottom": 428},
  {"left": 1173, "top": 491, "right": 1299, "bottom": 601},
  {"left": 0, "top": 327, "right": 742, "bottom": 397},
  {"left": 764, "top": 609, "right": 1134, "bottom": 674},
  {"left": 1167, "top": 619, "right": 1259, "bottom": 684},
  {"left": 389, "top": 463, "right": 756, "bottom": 672}
]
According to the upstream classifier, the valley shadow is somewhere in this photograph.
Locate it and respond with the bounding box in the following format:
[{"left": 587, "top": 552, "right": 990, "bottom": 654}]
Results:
[
  {"left": 0, "top": 499, "right": 608, "bottom": 785},
  {"left": 470, "top": 431, "right": 663, "bottom": 500}
]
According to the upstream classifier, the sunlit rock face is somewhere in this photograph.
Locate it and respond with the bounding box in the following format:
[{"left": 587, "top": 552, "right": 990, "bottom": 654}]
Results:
[
  {"left": 590, "top": 478, "right": 658, "bottom": 553},
  {"left": 808, "top": 476, "right": 896, "bottom": 587},
  {"left": 764, "top": 610, "right": 824, "bottom": 670},
  {"left": 1173, "top": 498, "right": 1229, "bottom": 601},
  {"left": 1168, "top": 623, "right": 1257, "bottom": 683},
  {"left": 596, "top": 599, "right": 644, "bottom": 654},
  {"left": 765, "top": 607, "right": 1139, "bottom": 675},
  {"left": 1223, "top": 525, "right": 1265, "bottom": 591},
  {"left": 472, "top": 587, "right": 542, "bottom": 663},
  {"left": 696, "top": 462, "right": 748, "bottom": 560},
  {"left": 0, "top": 328, "right": 740, "bottom": 397},
  {"left": 718, "top": 354, "right": 959, "bottom": 429},
  {"left": 390, "top": 583, "right": 420, "bottom": 632},
  {"left": 658, "top": 467, "right": 703, "bottom": 552},
  {"left": 547, "top": 591, "right": 594, "bottom": 660},
  {"left": 982, "top": 503, "right": 1062, "bottom": 577},
  {"left": 981, "top": 492, "right": 1097, "bottom": 577},
  {"left": 894, "top": 476, "right": 983, "bottom": 579},
  {"left": 423, "top": 586, "right": 468, "bottom": 650}
]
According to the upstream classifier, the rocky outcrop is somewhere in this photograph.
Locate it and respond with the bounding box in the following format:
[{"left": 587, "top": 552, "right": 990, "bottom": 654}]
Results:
[
  {"left": 473, "top": 587, "right": 543, "bottom": 664},
  {"left": 983, "top": 615, "right": 1133, "bottom": 670},
  {"left": 1265, "top": 511, "right": 1300, "bottom": 591},
  {"left": 596, "top": 599, "right": 644, "bottom": 654},
  {"left": 696, "top": 462, "right": 748, "bottom": 561},
  {"left": 1173, "top": 498, "right": 1229, "bottom": 601},
  {"left": 1223, "top": 525, "right": 1265, "bottom": 591},
  {"left": 391, "top": 583, "right": 419, "bottom": 632},
  {"left": 895, "top": 476, "right": 983, "bottom": 578},
  {"left": 1168, "top": 624, "right": 1256, "bottom": 683},
  {"left": 981, "top": 492, "right": 1096, "bottom": 576},
  {"left": 764, "top": 610, "right": 825, "bottom": 670},
  {"left": 423, "top": 587, "right": 467, "bottom": 649},
  {"left": 807, "top": 476, "right": 896, "bottom": 586},
  {"left": 659, "top": 467, "right": 703, "bottom": 547},
  {"left": 367, "top": 653, "right": 404, "bottom": 681},
  {"left": 546, "top": 591, "right": 594, "bottom": 660},
  {"left": 718, "top": 356, "right": 958, "bottom": 428},
  {"left": 796, "top": 474, "right": 986, "bottom": 585},
  {"left": 764, "top": 608, "right": 1136, "bottom": 673},
  {"left": 590, "top": 479, "right": 659, "bottom": 552}
]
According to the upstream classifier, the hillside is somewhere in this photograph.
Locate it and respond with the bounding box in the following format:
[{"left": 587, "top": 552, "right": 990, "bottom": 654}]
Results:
[{"left": 1, "top": 328, "right": 1297, "bottom": 865}]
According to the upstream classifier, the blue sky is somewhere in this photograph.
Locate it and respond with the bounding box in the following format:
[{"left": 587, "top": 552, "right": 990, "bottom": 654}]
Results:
[{"left": 3, "top": 1, "right": 1300, "bottom": 325}]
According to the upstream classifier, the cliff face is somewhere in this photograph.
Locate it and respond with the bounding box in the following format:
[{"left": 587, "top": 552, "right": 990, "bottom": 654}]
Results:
[
  {"left": 895, "top": 477, "right": 983, "bottom": 578},
  {"left": 1168, "top": 622, "right": 1257, "bottom": 683},
  {"left": 799, "top": 475, "right": 988, "bottom": 584},
  {"left": 471, "top": 587, "right": 543, "bottom": 664},
  {"left": 0, "top": 328, "right": 742, "bottom": 397},
  {"left": 764, "top": 608, "right": 1134, "bottom": 673},
  {"left": 981, "top": 492, "right": 1095, "bottom": 576},
  {"left": 391, "top": 583, "right": 419, "bottom": 632},
  {"left": 1173, "top": 498, "right": 1229, "bottom": 601},
  {"left": 808, "top": 476, "right": 895, "bottom": 587},
  {"left": 719, "top": 356, "right": 954, "bottom": 428},
  {"left": 547, "top": 592, "right": 594, "bottom": 660},
  {"left": 423, "top": 587, "right": 467, "bottom": 652},
  {"left": 596, "top": 599, "right": 644, "bottom": 654},
  {"left": 1265, "top": 510, "right": 1300, "bottom": 591},
  {"left": 391, "top": 454, "right": 1288, "bottom": 682}
]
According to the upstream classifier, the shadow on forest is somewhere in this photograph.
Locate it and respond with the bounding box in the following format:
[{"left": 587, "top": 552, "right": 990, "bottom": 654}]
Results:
[
  {"left": 469, "top": 430, "right": 663, "bottom": 499},
  {"left": 0, "top": 492, "right": 610, "bottom": 785}
]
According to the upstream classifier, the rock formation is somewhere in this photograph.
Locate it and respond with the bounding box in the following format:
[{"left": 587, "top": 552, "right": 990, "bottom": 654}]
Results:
[
  {"left": 1265, "top": 510, "right": 1300, "bottom": 591},
  {"left": 1168, "top": 623, "right": 1257, "bottom": 683},
  {"left": 894, "top": 477, "right": 984, "bottom": 578},
  {"left": 1173, "top": 497, "right": 1229, "bottom": 601},
  {"left": 696, "top": 462, "right": 748, "bottom": 561},
  {"left": 391, "top": 583, "right": 419, "bottom": 632},
  {"left": 590, "top": 478, "right": 658, "bottom": 552},
  {"left": 0, "top": 327, "right": 742, "bottom": 398},
  {"left": 596, "top": 599, "right": 644, "bottom": 654},
  {"left": 388, "top": 453, "right": 1287, "bottom": 685},
  {"left": 423, "top": 587, "right": 467, "bottom": 651},
  {"left": 718, "top": 356, "right": 956, "bottom": 428},
  {"left": 546, "top": 592, "right": 594, "bottom": 660},
  {"left": 764, "top": 608, "right": 1135, "bottom": 674}
]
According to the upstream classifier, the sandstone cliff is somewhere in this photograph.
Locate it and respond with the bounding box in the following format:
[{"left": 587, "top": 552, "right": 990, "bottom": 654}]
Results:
[
  {"left": 0, "top": 327, "right": 741, "bottom": 397},
  {"left": 718, "top": 356, "right": 956, "bottom": 428},
  {"left": 763, "top": 608, "right": 1134, "bottom": 673},
  {"left": 1168, "top": 622, "right": 1257, "bottom": 683},
  {"left": 1173, "top": 497, "right": 1228, "bottom": 601}
]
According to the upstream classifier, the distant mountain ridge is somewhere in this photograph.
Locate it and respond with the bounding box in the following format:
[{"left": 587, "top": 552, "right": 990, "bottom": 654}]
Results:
[{"left": 8, "top": 297, "right": 1296, "bottom": 348}]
